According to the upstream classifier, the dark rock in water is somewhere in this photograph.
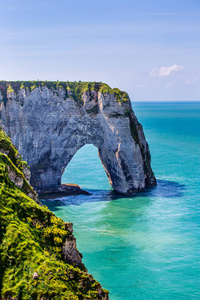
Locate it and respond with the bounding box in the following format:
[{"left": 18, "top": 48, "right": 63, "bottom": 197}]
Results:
[
  {"left": 39, "top": 183, "right": 91, "bottom": 199},
  {"left": 0, "top": 81, "right": 156, "bottom": 195}
]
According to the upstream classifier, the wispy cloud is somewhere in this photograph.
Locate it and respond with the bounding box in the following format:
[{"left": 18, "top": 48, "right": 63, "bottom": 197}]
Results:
[
  {"left": 184, "top": 76, "right": 199, "bottom": 85},
  {"left": 149, "top": 64, "right": 184, "bottom": 77}
]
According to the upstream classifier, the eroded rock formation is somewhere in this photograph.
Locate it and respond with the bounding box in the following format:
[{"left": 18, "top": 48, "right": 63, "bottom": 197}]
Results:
[{"left": 0, "top": 81, "right": 156, "bottom": 195}]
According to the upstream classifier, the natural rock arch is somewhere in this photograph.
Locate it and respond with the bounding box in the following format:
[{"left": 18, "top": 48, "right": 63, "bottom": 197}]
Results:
[
  {"left": 61, "top": 143, "right": 109, "bottom": 188},
  {"left": 0, "top": 81, "right": 156, "bottom": 195}
]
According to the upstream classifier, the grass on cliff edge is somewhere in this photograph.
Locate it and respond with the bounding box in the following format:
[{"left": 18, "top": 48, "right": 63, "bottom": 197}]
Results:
[
  {"left": 0, "top": 80, "right": 129, "bottom": 104},
  {"left": 0, "top": 128, "right": 108, "bottom": 299}
]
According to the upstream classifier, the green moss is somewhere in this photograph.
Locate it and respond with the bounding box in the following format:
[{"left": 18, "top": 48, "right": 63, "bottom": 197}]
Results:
[
  {"left": 20, "top": 82, "right": 25, "bottom": 89},
  {"left": 30, "top": 83, "right": 37, "bottom": 91},
  {"left": 0, "top": 128, "right": 108, "bottom": 299},
  {"left": 125, "top": 110, "right": 140, "bottom": 144},
  {"left": 99, "top": 84, "right": 114, "bottom": 94},
  {"left": 86, "top": 105, "right": 99, "bottom": 114},
  {"left": 0, "top": 80, "right": 129, "bottom": 105},
  {"left": 112, "top": 88, "right": 129, "bottom": 102},
  {"left": 7, "top": 84, "right": 14, "bottom": 94}
]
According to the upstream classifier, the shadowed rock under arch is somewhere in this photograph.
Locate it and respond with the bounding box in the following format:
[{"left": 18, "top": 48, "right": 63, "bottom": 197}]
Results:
[{"left": 0, "top": 81, "right": 156, "bottom": 195}]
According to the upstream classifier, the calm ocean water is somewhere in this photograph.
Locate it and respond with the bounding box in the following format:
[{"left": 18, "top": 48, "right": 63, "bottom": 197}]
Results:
[{"left": 42, "top": 102, "right": 200, "bottom": 300}]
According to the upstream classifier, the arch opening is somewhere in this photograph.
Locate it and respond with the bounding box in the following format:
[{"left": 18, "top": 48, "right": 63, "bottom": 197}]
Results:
[{"left": 61, "top": 144, "right": 110, "bottom": 191}]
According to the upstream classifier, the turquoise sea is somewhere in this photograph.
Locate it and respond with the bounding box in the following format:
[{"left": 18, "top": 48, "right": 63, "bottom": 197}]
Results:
[{"left": 42, "top": 102, "right": 200, "bottom": 300}]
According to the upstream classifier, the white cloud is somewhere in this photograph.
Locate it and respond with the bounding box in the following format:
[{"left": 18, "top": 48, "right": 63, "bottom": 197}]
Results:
[{"left": 149, "top": 64, "right": 184, "bottom": 77}]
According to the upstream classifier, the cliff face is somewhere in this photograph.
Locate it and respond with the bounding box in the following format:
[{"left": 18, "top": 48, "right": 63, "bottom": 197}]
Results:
[
  {"left": 0, "top": 81, "right": 156, "bottom": 195},
  {"left": 0, "top": 127, "right": 108, "bottom": 299}
]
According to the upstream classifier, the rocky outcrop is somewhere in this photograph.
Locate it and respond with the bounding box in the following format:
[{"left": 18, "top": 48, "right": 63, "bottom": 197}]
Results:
[
  {"left": 63, "top": 222, "right": 83, "bottom": 266},
  {"left": 39, "top": 183, "right": 91, "bottom": 199},
  {"left": 0, "top": 81, "right": 156, "bottom": 195}
]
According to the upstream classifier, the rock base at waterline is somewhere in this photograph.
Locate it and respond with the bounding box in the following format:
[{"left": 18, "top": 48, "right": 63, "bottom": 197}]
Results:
[{"left": 39, "top": 183, "right": 91, "bottom": 199}]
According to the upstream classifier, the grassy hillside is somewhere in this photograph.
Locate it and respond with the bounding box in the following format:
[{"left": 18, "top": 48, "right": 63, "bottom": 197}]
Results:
[{"left": 0, "top": 128, "right": 108, "bottom": 299}]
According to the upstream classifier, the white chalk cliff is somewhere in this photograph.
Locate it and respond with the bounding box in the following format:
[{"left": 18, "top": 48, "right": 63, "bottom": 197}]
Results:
[{"left": 0, "top": 81, "right": 156, "bottom": 195}]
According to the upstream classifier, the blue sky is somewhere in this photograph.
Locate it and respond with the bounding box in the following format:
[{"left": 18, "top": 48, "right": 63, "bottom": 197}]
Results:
[{"left": 0, "top": 0, "right": 199, "bottom": 101}]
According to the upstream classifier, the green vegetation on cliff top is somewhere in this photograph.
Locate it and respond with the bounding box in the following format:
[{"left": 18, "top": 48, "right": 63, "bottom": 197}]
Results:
[
  {"left": 0, "top": 81, "right": 129, "bottom": 104},
  {"left": 0, "top": 128, "right": 108, "bottom": 299}
]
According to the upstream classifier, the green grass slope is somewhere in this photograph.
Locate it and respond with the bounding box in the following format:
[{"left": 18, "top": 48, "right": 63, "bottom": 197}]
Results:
[{"left": 0, "top": 128, "right": 108, "bottom": 300}]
